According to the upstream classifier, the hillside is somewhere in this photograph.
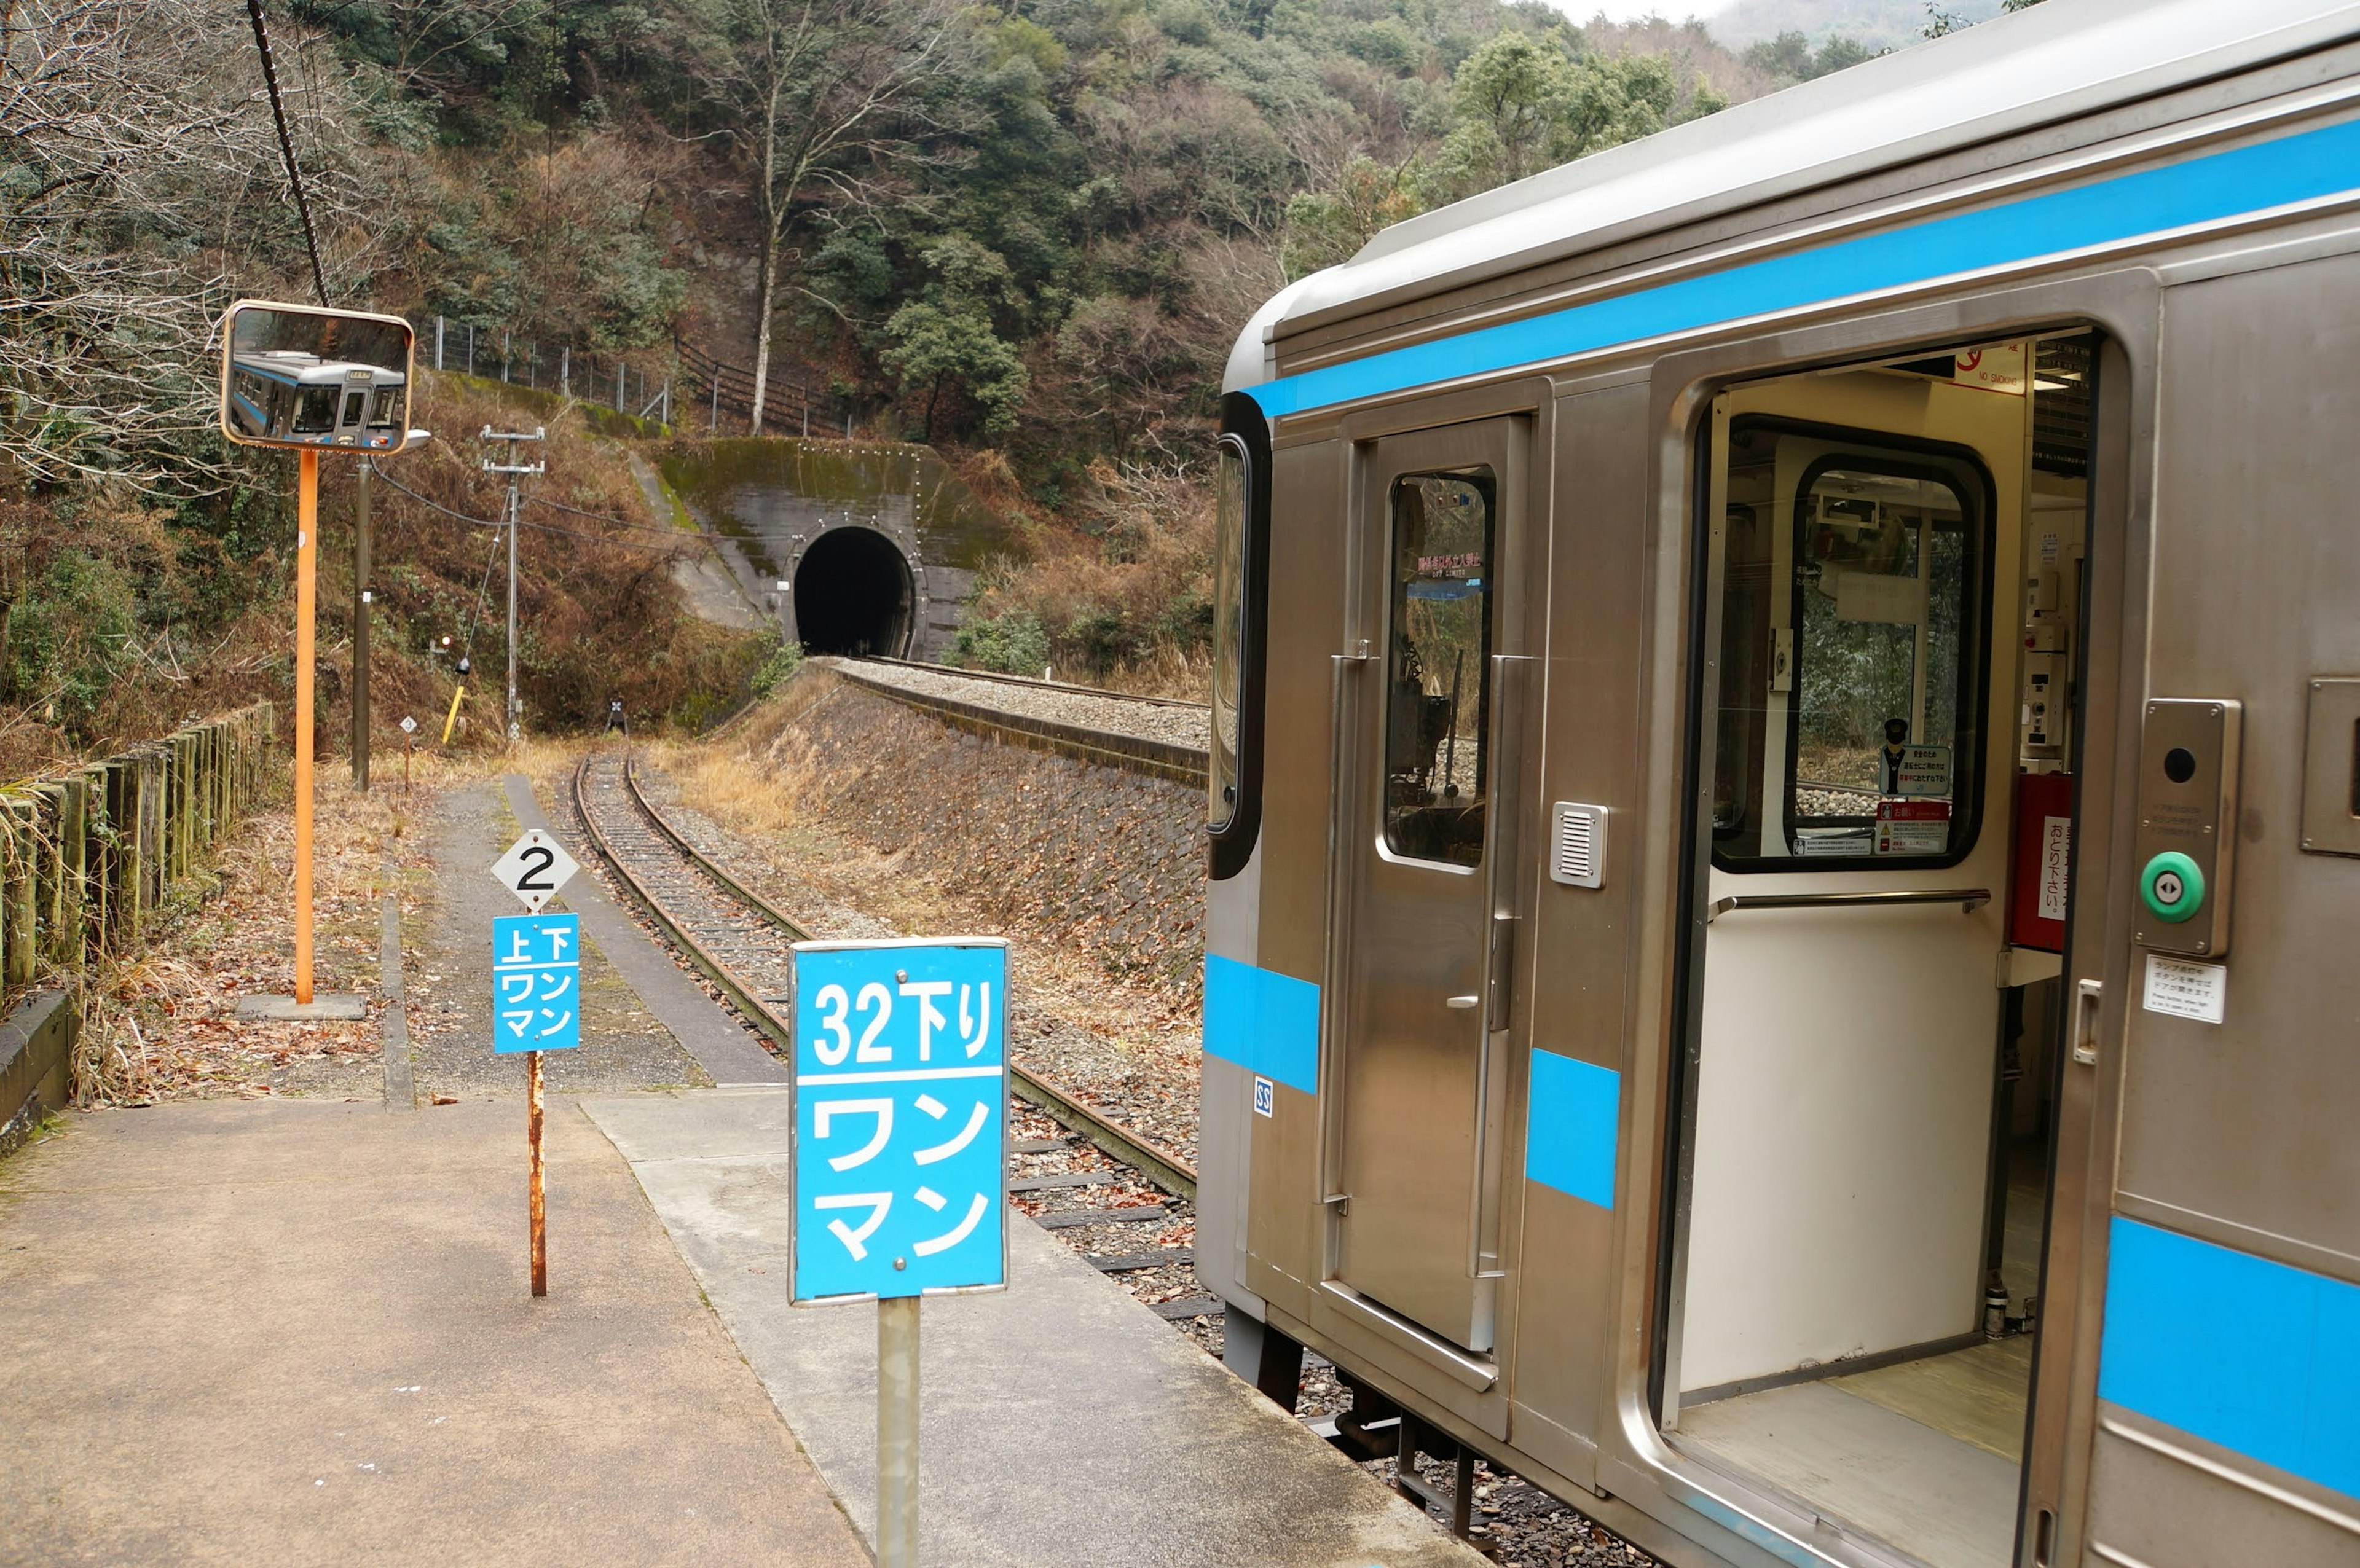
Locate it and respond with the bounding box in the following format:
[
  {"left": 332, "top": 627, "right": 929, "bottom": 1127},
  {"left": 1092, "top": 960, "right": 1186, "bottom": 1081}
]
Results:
[
  {"left": 0, "top": 0, "right": 2045, "bottom": 720},
  {"left": 1712, "top": 0, "right": 2004, "bottom": 48}
]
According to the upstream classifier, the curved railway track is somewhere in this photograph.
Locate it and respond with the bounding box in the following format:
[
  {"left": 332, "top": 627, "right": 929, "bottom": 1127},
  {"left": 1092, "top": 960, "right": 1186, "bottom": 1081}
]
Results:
[
  {"left": 855, "top": 654, "right": 1208, "bottom": 710},
  {"left": 568, "top": 750, "right": 1200, "bottom": 1202}
]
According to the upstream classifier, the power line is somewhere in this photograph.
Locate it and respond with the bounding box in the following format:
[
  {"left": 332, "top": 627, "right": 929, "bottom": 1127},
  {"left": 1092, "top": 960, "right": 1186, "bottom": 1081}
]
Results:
[
  {"left": 370, "top": 463, "right": 714, "bottom": 552},
  {"left": 244, "top": 0, "right": 331, "bottom": 308}
]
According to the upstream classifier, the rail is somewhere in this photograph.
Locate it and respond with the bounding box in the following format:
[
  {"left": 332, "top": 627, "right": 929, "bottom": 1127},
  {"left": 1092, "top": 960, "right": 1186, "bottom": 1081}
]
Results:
[
  {"left": 568, "top": 751, "right": 1198, "bottom": 1198},
  {"left": 1707, "top": 888, "right": 1992, "bottom": 921},
  {"left": 854, "top": 655, "right": 1208, "bottom": 711},
  {"left": 829, "top": 664, "right": 1209, "bottom": 788}
]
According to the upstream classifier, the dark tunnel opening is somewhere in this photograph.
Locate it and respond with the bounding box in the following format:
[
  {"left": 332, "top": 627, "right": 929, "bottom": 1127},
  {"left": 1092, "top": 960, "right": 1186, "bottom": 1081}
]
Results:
[{"left": 793, "top": 526, "right": 913, "bottom": 657}]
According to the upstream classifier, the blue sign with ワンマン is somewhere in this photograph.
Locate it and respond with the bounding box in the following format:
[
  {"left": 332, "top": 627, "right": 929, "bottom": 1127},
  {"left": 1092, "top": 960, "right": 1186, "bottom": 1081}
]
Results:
[
  {"left": 492, "top": 913, "right": 582, "bottom": 1054},
  {"left": 790, "top": 938, "right": 1008, "bottom": 1304}
]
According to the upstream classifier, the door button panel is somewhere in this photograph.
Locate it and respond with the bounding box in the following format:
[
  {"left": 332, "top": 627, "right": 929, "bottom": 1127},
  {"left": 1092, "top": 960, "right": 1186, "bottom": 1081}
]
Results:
[{"left": 2132, "top": 700, "right": 2241, "bottom": 957}]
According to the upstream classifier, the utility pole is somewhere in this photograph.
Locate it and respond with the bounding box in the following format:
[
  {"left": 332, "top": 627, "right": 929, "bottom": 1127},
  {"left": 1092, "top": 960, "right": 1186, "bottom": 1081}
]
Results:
[
  {"left": 351, "top": 459, "right": 372, "bottom": 789},
  {"left": 481, "top": 426, "right": 545, "bottom": 747}
]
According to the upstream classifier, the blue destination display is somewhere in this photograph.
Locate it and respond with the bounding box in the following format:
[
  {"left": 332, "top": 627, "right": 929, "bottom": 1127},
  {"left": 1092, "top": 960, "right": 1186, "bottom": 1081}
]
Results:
[
  {"left": 491, "top": 913, "right": 581, "bottom": 1054},
  {"left": 791, "top": 939, "right": 1009, "bottom": 1304}
]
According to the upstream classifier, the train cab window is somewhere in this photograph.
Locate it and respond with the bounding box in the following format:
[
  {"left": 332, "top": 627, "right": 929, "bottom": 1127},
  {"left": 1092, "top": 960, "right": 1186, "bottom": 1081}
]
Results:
[
  {"left": 293, "top": 386, "right": 338, "bottom": 434},
  {"left": 1382, "top": 468, "right": 1495, "bottom": 867},
  {"left": 368, "top": 387, "right": 403, "bottom": 431},
  {"left": 1712, "top": 421, "right": 1989, "bottom": 869},
  {"left": 1209, "top": 433, "right": 1249, "bottom": 832}
]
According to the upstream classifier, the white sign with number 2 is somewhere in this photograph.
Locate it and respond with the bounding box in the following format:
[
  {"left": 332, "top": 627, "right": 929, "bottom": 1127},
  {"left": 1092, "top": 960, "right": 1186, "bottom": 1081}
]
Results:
[{"left": 490, "top": 828, "right": 580, "bottom": 914}]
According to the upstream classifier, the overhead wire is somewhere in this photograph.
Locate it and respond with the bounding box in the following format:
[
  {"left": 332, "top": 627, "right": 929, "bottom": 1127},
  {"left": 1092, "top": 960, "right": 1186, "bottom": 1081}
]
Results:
[
  {"left": 243, "top": 0, "right": 331, "bottom": 308},
  {"left": 369, "top": 463, "right": 710, "bottom": 553}
]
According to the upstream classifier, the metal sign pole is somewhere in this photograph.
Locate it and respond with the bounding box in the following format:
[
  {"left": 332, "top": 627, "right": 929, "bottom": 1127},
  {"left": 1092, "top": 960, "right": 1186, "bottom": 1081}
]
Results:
[
  {"left": 788, "top": 936, "right": 1008, "bottom": 1568},
  {"left": 488, "top": 829, "right": 583, "bottom": 1299},
  {"left": 878, "top": 1295, "right": 919, "bottom": 1567},
  {"left": 294, "top": 448, "right": 318, "bottom": 1005},
  {"left": 352, "top": 459, "right": 371, "bottom": 790},
  {"left": 527, "top": 1047, "right": 546, "bottom": 1297}
]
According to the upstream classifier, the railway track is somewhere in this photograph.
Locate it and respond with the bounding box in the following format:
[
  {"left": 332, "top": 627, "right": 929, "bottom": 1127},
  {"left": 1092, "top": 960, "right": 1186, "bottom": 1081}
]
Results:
[
  {"left": 825, "top": 658, "right": 1209, "bottom": 786},
  {"left": 567, "top": 750, "right": 1218, "bottom": 1321},
  {"left": 854, "top": 654, "right": 1208, "bottom": 710}
]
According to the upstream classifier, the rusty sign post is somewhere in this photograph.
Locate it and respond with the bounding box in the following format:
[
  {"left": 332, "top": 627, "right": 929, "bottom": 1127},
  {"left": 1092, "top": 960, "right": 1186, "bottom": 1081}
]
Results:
[{"left": 490, "top": 829, "right": 582, "bottom": 1295}]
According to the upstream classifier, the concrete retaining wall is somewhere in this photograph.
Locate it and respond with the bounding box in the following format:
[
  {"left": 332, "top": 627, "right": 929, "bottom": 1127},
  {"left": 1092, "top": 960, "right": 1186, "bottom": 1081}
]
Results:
[{"left": 752, "top": 673, "right": 1203, "bottom": 1005}]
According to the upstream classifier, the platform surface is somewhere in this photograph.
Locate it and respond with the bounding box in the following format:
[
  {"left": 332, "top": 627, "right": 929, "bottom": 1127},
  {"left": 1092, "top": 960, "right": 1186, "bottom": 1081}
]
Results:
[
  {"left": 0, "top": 1097, "right": 868, "bottom": 1568},
  {"left": 584, "top": 1086, "right": 1485, "bottom": 1568}
]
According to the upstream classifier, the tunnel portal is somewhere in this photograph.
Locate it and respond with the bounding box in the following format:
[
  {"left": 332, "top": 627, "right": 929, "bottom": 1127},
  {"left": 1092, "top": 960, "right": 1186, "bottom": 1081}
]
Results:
[{"left": 792, "top": 525, "right": 914, "bottom": 657}]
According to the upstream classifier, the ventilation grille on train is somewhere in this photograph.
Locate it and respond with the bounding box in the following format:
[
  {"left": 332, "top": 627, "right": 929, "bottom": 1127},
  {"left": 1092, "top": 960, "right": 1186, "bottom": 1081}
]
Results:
[{"left": 1550, "top": 802, "right": 1607, "bottom": 888}]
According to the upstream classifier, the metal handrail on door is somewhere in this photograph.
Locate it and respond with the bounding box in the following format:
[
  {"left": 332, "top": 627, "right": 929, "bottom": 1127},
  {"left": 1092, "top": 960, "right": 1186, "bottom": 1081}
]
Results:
[{"left": 1707, "top": 887, "right": 1992, "bottom": 921}]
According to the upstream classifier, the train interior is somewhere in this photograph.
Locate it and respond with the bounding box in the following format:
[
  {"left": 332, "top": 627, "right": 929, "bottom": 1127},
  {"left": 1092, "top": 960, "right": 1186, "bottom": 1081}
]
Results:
[{"left": 1662, "top": 335, "right": 2094, "bottom": 1568}]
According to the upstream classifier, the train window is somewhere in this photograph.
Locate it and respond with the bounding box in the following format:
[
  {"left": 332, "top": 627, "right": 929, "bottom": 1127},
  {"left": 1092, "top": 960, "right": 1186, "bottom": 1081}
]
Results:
[
  {"left": 1382, "top": 467, "right": 1495, "bottom": 867},
  {"left": 339, "top": 390, "right": 367, "bottom": 429},
  {"left": 367, "top": 387, "right": 402, "bottom": 431},
  {"left": 1208, "top": 433, "right": 1249, "bottom": 832},
  {"left": 292, "top": 386, "right": 338, "bottom": 434},
  {"left": 1713, "top": 422, "right": 1989, "bottom": 869}
]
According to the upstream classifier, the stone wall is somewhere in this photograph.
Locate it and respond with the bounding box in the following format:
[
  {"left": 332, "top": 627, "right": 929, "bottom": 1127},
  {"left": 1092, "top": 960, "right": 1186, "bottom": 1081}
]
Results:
[{"left": 749, "top": 671, "right": 1204, "bottom": 1005}]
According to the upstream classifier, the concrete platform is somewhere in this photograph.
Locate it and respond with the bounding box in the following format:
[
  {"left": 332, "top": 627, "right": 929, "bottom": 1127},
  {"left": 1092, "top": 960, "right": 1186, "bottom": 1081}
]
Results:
[
  {"left": 0, "top": 1097, "right": 868, "bottom": 1567},
  {"left": 584, "top": 1087, "right": 1485, "bottom": 1568}
]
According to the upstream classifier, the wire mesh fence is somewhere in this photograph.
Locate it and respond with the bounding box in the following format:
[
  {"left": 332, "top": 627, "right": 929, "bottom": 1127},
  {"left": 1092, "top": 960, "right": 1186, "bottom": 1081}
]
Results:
[{"left": 427, "top": 318, "right": 852, "bottom": 438}]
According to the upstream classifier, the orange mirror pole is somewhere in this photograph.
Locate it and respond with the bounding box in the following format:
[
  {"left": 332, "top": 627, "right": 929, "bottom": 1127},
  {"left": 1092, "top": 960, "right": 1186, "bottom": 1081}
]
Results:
[{"left": 294, "top": 448, "right": 317, "bottom": 1005}]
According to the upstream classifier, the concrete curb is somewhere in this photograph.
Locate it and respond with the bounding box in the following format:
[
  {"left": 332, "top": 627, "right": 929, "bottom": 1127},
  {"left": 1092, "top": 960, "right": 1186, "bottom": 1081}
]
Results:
[{"left": 0, "top": 990, "right": 76, "bottom": 1158}]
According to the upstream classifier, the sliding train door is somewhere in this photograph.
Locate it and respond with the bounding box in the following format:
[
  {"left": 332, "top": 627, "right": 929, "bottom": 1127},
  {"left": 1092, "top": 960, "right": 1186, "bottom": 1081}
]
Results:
[
  {"left": 1660, "top": 341, "right": 2103, "bottom": 1568},
  {"left": 1327, "top": 415, "right": 1535, "bottom": 1358}
]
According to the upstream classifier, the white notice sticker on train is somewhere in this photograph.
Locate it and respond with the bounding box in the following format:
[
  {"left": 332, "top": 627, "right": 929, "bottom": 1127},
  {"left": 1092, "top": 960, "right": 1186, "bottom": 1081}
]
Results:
[
  {"left": 2143, "top": 954, "right": 2227, "bottom": 1024},
  {"left": 1253, "top": 1076, "right": 1274, "bottom": 1118}
]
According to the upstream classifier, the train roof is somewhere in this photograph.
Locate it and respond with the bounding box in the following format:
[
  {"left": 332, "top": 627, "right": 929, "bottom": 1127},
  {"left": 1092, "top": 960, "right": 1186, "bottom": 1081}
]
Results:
[{"left": 1230, "top": 0, "right": 2360, "bottom": 390}]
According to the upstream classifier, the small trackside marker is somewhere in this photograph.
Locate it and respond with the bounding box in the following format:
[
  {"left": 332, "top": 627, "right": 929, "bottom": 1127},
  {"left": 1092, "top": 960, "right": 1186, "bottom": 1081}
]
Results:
[{"left": 1253, "top": 1076, "right": 1274, "bottom": 1117}]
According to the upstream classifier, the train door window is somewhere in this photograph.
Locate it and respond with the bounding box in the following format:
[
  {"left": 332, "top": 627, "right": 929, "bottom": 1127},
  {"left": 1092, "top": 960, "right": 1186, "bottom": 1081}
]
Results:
[
  {"left": 1382, "top": 468, "right": 1495, "bottom": 866},
  {"left": 1712, "top": 421, "right": 1991, "bottom": 869},
  {"left": 293, "top": 386, "right": 337, "bottom": 434}
]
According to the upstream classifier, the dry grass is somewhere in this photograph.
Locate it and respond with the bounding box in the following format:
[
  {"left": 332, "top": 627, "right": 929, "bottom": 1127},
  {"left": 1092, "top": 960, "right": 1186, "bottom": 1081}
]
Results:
[{"left": 70, "top": 745, "right": 503, "bottom": 1104}]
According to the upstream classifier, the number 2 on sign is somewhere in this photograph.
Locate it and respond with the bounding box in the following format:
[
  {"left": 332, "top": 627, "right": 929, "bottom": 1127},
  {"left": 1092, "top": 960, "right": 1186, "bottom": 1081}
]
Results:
[{"left": 516, "top": 845, "right": 556, "bottom": 891}]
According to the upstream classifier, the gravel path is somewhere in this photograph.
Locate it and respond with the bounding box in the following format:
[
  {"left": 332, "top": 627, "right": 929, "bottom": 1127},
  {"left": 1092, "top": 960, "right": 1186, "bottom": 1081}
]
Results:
[{"left": 829, "top": 657, "right": 1211, "bottom": 756}]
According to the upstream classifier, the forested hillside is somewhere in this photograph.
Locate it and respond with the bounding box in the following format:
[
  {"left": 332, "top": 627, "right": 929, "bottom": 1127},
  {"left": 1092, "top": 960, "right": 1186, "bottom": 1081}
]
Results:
[{"left": 3, "top": 0, "right": 2032, "bottom": 735}]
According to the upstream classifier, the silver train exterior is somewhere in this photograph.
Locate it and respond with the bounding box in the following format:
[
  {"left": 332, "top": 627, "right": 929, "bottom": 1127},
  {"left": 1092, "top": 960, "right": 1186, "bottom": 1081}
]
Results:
[
  {"left": 1198, "top": 4, "right": 2360, "bottom": 1566},
  {"left": 228, "top": 351, "right": 408, "bottom": 450}
]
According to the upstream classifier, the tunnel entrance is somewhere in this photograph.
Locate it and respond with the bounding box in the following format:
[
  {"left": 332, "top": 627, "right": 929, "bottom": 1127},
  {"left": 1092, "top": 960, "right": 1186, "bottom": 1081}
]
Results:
[{"left": 793, "top": 525, "right": 913, "bottom": 656}]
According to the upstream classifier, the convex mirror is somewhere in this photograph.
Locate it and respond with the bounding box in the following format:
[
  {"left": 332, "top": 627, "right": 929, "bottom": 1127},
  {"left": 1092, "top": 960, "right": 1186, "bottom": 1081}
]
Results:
[{"left": 220, "top": 299, "right": 417, "bottom": 453}]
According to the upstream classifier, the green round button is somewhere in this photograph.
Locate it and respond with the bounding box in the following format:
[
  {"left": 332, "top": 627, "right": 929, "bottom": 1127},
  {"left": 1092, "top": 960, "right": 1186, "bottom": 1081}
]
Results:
[{"left": 2141, "top": 851, "right": 2205, "bottom": 923}]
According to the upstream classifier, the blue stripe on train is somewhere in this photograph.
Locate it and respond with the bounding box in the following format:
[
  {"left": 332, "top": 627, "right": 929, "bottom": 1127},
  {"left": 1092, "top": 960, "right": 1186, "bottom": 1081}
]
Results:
[
  {"left": 1202, "top": 955, "right": 1320, "bottom": 1095},
  {"left": 2101, "top": 1216, "right": 2360, "bottom": 1500},
  {"left": 1525, "top": 1049, "right": 1620, "bottom": 1211},
  {"left": 1253, "top": 115, "right": 2360, "bottom": 418}
]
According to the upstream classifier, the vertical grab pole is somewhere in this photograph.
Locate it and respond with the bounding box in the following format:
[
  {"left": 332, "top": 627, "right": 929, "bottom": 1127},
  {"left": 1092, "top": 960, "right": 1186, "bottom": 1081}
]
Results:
[
  {"left": 877, "top": 1295, "right": 920, "bottom": 1567},
  {"left": 294, "top": 449, "right": 318, "bottom": 1005},
  {"left": 527, "top": 1047, "right": 546, "bottom": 1296}
]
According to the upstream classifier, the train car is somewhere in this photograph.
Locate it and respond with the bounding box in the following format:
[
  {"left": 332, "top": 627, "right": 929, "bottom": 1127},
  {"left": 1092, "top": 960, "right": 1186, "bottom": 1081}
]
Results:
[
  {"left": 228, "top": 350, "right": 407, "bottom": 449},
  {"left": 1199, "top": 4, "right": 2360, "bottom": 1566}
]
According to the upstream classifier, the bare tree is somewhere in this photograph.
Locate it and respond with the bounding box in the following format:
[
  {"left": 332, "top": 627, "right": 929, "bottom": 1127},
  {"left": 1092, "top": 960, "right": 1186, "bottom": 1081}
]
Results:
[
  {"left": 698, "top": 0, "right": 968, "bottom": 431},
  {"left": 1, "top": 0, "right": 387, "bottom": 493}
]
